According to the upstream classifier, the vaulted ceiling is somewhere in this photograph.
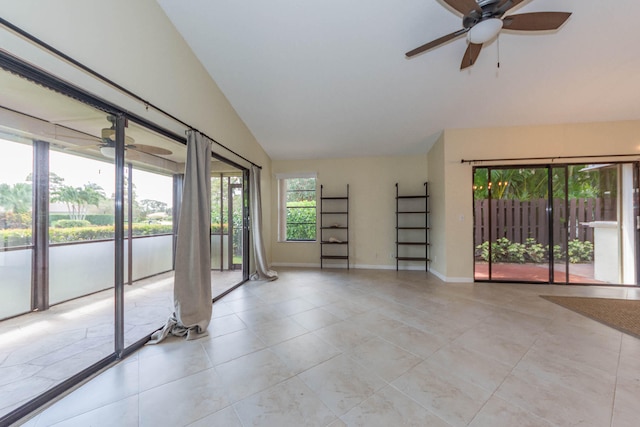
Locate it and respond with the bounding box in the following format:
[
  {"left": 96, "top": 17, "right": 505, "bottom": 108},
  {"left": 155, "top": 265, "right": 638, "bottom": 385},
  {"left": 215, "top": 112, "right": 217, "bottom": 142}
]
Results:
[{"left": 158, "top": 0, "right": 640, "bottom": 160}]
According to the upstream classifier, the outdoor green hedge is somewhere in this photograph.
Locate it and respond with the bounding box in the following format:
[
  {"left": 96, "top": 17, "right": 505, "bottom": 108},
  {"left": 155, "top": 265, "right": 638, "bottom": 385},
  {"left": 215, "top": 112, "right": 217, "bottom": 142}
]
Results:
[
  {"left": 286, "top": 200, "right": 316, "bottom": 241},
  {"left": 49, "top": 213, "right": 115, "bottom": 226},
  {"left": 0, "top": 223, "right": 174, "bottom": 246},
  {"left": 0, "top": 222, "right": 250, "bottom": 247}
]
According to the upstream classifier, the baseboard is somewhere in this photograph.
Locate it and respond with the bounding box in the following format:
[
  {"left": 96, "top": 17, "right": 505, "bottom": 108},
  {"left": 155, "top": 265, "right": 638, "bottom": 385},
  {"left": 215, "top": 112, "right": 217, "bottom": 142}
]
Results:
[
  {"left": 271, "top": 262, "right": 320, "bottom": 268},
  {"left": 429, "top": 268, "right": 474, "bottom": 283},
  {"left": 270, "top": 262, "right": 473, "bottom": 282},
  {"left": 352, "top": 264, "right": 395, "bottom": 270}
]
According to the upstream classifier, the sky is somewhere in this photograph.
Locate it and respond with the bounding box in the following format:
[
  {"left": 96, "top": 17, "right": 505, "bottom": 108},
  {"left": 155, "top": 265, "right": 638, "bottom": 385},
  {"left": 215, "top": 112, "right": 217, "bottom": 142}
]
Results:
[{"left": 1, "top": 138, "right": 172, "bottom": 204}]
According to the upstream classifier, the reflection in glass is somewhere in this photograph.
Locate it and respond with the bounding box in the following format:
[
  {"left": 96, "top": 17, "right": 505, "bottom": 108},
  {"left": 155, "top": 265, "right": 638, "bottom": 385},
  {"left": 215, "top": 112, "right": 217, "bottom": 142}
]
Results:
[
  {"left": 49, "top": 150, "right": 115, "bottom": 303},
  {"left": 211, "top": 168, "right": 244, "bottom": 295},
  {"left": 0, "top": 138, "right": 33, "bottom": 318}
]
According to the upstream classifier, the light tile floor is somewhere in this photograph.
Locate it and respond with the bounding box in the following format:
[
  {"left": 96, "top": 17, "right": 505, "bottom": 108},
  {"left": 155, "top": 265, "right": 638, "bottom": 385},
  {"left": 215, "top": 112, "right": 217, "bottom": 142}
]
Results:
[
  {"left": 0, "top": 270, "right": 242, "bottom": 419},
  {"left": 13, "top": 268, "right": 640, "bottom": 427}
]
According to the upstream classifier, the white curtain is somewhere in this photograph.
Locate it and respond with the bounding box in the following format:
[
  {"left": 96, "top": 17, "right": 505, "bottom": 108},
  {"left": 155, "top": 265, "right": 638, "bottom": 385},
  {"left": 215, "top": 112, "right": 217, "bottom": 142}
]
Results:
[
  {"left": 250, "top": 165, "right": 278, "bottom": 281},
  {"left": 148, "top": 130, "right": 212, "bottom": 343}
]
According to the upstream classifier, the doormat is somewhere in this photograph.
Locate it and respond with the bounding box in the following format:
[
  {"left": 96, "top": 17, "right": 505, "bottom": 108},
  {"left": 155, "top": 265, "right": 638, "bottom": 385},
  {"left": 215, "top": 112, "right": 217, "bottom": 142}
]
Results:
[{"left": 541, "top": 296, "right": 640, "bottom": 339}]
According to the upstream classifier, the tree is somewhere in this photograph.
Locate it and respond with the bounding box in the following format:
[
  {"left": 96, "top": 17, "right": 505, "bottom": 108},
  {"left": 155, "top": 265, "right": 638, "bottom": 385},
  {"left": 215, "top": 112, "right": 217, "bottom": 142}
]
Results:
[
  {"left": 138, "top": 199, "right": 169, "bottom": 221},
  {"left": 473, "top": 165, "right": 601, "bottom": 200},
  {"left": 0, "top": 182, "right": 32, "bottom": 214},
  {"left": 52, "top": 182, "right": 106, "bottom": 220}
]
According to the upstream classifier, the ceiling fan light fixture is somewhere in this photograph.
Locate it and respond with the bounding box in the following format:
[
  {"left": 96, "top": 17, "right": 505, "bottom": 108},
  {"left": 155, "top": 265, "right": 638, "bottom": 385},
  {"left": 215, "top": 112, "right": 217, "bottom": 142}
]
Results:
[
  {"left": 100, "top": 145, "right": 116, "bottom": 159},
  {"left": 468, "top": 18, "right": 503, "bottom": 44}
]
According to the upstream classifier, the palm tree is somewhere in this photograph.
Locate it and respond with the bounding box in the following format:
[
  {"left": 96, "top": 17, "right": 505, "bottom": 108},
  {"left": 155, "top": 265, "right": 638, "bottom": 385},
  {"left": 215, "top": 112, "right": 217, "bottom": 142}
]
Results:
[
  {"left": 0, "top": 182, "right": 32, "bottom": 213},
  {"left": 52, "top": 183, "right": 106, "bottom": 220}
]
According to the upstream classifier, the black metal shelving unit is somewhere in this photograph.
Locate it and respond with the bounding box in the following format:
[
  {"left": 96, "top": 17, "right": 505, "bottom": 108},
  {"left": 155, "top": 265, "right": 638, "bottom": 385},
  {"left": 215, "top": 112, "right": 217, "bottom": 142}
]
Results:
[
  {"left": 395, "top": 182, "right": 429, "bottom": 271},
  {"left": 320, "top": 184, "right": 349, "bottom": 269}
]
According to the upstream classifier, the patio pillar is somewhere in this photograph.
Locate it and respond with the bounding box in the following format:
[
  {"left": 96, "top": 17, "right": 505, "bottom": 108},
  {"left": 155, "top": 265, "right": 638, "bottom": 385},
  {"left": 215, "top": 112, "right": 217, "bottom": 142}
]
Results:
[{"left": 32, "top": 139, "right": 49, "bottom": 312}]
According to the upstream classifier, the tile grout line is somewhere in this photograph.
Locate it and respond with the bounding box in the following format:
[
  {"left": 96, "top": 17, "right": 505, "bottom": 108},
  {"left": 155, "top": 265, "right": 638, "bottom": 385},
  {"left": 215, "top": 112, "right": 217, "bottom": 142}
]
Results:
[{"left": 609, "top": 333, "right": 624, "bottom": 427}]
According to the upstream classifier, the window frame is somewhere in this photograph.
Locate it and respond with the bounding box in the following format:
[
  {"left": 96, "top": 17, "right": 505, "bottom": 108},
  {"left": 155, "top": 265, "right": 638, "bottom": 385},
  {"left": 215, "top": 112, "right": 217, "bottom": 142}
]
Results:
[{"left": 277, "top": 173, "right": 317, "bottom": 242}]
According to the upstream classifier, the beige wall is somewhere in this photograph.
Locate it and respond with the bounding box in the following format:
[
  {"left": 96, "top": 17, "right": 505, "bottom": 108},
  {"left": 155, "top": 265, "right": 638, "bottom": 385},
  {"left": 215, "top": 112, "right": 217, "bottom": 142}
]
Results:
[
  {"left": 271, "top": 155, "right": 428, "bottom": 269},
  {"left": 426, "top": 133, "right": 446, "bottom": 276},
  {"left": 433, "top": 121, "right": 640, "bottom": 281},
  {"left": 0, "top": 0, "right": 273, "bottom": 264}
]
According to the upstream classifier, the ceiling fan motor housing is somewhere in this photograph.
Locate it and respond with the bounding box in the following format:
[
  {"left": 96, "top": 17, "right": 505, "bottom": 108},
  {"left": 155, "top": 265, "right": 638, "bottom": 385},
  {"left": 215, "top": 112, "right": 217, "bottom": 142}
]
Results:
[{"left": 463, "top": 0, "right": 504, "bottom": 28}]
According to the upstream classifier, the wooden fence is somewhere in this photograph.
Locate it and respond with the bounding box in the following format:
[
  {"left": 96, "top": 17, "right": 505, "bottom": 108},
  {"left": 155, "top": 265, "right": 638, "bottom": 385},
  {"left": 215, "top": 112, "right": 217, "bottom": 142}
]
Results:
[{"left": 474, "top": 198, "right": 603, "bottom": 246}]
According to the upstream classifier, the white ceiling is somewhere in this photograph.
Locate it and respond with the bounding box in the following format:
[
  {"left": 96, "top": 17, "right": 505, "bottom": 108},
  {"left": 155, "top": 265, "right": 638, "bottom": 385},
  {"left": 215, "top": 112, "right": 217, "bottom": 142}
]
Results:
[{"left": 158, "top": 0, "right": 640, "bottom": 160}]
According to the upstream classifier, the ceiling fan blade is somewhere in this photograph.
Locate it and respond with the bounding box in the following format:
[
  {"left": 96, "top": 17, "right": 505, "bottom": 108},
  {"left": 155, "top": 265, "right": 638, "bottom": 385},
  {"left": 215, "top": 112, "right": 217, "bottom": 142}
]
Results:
[
  {"left": 63, "top": 145, "right": 99, "bottom": 152},
  {"left": 406, "top": 28, "right": 469, "bottom": 57},
  {"left": 101, "top": 128, "right": 135, "bottom": 145},
  {"left": 503, "top": 12, "right": 571, "bottom": 31},
  {"left": 130, "top": 144, "right": 173, "bottom": 156},
  {"left": 442, "top": 0, "right": 481, "bottom": 15},
  {"left": 460, "top": 42, "right": 482, "bottom": 70},
  {"left": 496, "top": 0, "right": 527, "bottom": 15}
]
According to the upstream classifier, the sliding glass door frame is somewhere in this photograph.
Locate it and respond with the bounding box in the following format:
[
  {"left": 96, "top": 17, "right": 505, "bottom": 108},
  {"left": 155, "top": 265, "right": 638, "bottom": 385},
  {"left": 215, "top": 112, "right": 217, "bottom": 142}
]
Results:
[
  {"left": 474, "top": 161, "right": 640, "bottom": 286},
  {"left": 0, "top": 50, "right": 251, "bottom": 425}
]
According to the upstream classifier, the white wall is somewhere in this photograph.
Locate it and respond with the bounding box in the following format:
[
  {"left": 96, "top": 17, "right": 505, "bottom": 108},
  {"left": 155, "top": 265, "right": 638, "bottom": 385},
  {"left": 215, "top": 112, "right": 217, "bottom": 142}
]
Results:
[
  {"left": 271, "top": 155, "right": 428, "bottom": 269},
  {"left": 0, "top": 0, "right": 273, "bottom": 264}
]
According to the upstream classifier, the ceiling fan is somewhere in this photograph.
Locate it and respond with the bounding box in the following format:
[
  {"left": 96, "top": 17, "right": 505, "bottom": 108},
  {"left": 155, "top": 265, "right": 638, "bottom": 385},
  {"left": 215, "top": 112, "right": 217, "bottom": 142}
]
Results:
[
  {"left": 406, "top": 0, "right": 571, "bottom": 69},
  {"left": 60, "top": 116, "right": 173, "bottom": 158},
  {"left": 94, "top": 116, "right": 173, "bottom": 158}
]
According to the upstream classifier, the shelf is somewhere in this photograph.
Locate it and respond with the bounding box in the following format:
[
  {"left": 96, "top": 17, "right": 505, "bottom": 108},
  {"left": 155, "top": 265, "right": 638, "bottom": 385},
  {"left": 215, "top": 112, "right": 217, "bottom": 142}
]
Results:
[
  {"left": 320, "top": 184, "right": 349, "bottom": 269},
  {"left": 395, "top": 182, "right": 429, "bottom": 272}
]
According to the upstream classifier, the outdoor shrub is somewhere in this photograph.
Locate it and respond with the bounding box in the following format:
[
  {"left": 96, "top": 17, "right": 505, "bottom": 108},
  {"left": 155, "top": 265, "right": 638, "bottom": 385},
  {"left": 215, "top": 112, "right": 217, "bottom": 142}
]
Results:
[
  {"left": 524, "top": 238, "right": 546, "bottom": 263},
  {"left": 130, "top": 223, "right": 173, "bottom": 236},
  {"left": 506, "top": 242, "right": 526, "bottom": 263},
  {"left": 49, "top": 213, "right": 114, "bottom": 226},
  {"left": 553, "top": 244, "right": 565, "bottom": 261},
  {"left": 0, "top": 211, "right": 32, "bottom": 229},
  {"left": 85, "top": 214, "right": 115, "bottom": 226},
  {"left": 0, "top": 224, "right": 175, "bottom": 246},
  {"left": 211, "top": 223, "right": 229, "bottom": 234},
  {"left": 53, "top": 219, "right": 91, "bottom": 228},
  {"left": 49, "top": 226, "right": 114, "bottom": 242},
  {"left": 0, "top": 228, "right": 32, "bottom": 247},
  {"left": 286, "top": 200, "right": 316, "bottom": 240},
  {"left": 568, "top": 239, "right": 594, "bottom": 263},
  {"left": 475, "top": 237, "right": 594, "bottom": 264}
]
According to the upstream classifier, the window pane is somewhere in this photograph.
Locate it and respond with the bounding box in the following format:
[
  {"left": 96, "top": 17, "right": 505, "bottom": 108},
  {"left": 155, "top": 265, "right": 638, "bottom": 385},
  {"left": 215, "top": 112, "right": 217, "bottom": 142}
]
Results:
[
  {"left": 0, "top": 138, "right": 33, "bottom": 318},
  {"left": 120, "top": 120, "right": 182, "bottom": 348},
  {"left": 49, "top": 150, "right": 114, "bottom": 244},
  {"left": 285, "top": 177, "right": 316, "bottom": 241},
  {"left": 49, "top": 149, "right": 115, "bottom": 304}
]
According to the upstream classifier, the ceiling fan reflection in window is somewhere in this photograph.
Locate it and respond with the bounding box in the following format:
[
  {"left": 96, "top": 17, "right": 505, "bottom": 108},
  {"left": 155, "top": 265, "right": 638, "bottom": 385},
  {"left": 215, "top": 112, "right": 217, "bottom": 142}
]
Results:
[
  {"left": 406, "top": 0, "right": 571, "bottom": 69},
  {"left": 92, "top": 116, "right": 172, "bottom": 158}
]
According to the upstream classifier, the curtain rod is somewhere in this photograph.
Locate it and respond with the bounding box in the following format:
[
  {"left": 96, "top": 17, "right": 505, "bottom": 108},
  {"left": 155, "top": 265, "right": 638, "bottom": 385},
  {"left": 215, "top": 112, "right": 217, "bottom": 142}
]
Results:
[
  {"left": 461, "top": 153, "right": 640, "bottom": 164},
  {"left": 0, "top": 17, "right": 262, "bottom": 170}
]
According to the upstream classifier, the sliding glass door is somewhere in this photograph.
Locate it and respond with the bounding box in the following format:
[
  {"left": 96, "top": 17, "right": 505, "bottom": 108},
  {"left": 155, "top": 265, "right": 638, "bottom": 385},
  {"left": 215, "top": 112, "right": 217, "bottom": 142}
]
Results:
[
  {"left": 474, "top": 166, "right": 550, "bottom": 282},
  {"left": 1, "top": 43, "right": 252, "bottom": 425},
  {"left": 474, "top": 163, "right": 639, "bottom": 285}
]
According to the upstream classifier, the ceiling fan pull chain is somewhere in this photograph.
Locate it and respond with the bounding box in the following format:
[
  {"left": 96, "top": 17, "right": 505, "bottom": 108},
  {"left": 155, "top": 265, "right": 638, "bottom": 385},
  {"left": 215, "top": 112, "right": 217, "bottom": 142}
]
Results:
[{"left": 497, "top": 34, "right": 500, "bottom": 69}]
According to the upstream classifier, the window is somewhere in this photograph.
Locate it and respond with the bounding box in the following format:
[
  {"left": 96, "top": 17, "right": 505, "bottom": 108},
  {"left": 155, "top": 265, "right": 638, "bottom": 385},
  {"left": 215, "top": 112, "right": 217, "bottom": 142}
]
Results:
[{"left": 278, "top": 175, "right": 317, "bottom": 241}]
